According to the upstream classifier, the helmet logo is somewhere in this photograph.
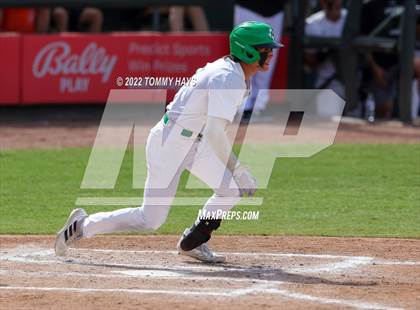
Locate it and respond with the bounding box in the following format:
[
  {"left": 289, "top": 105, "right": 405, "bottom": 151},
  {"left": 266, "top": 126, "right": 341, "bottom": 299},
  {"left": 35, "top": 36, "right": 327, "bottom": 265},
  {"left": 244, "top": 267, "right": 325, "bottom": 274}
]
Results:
[{"left": 269, "top": 29, "right": 274, "bottom": 40}]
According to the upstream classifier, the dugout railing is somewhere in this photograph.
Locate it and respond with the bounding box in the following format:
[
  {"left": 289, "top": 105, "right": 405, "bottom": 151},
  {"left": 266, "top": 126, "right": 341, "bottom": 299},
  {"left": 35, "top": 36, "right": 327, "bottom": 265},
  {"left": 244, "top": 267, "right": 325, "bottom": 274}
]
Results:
[{"left": 288, "top": 0, "right": 417, "bottom": 122}]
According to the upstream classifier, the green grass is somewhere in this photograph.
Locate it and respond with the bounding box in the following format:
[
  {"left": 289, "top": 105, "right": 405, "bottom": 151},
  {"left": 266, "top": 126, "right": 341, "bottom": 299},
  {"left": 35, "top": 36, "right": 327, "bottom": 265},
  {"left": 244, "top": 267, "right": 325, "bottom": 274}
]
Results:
[{"left": 0, "top": 144, "right": 419, "bottom": 237}]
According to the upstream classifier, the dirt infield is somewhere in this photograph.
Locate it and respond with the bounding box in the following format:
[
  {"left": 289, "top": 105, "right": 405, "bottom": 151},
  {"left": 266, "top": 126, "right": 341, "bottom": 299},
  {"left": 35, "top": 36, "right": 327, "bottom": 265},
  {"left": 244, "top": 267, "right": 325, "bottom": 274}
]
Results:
[
  {"left": 1, "top": 121, "right": 420, "bottom": 149},
  {"left": 1, "top": 235, "right": 419, "bottom": 310},
  {"left": 0, "top": 105, "right": 419, "bottom": 149}
]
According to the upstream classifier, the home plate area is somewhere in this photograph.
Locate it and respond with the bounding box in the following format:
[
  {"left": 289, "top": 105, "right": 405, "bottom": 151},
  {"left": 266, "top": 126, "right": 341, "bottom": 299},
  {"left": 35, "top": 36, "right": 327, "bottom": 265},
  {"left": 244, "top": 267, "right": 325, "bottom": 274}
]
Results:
[{"left": 0, "top": 236, "right": 419, "bottom": 310}]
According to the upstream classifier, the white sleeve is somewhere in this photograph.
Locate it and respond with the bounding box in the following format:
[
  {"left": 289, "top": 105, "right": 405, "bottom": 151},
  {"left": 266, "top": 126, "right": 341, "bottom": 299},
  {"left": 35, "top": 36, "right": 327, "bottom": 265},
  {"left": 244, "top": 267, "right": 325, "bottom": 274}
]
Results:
[
  {"left": 203, "top": 116, "right": 238, "bottom": 172},
  {"left": 305, "top": 22, "right": 318, "bottom": 36},
  {"left": 305, "top": 11, "right": 323, "bottom": 36},
  {"left": 305, "top": 18, "right": 321, "bottom": 54},
  {"left": 207, "top": 75, "right": 245, "bottom": 123}
]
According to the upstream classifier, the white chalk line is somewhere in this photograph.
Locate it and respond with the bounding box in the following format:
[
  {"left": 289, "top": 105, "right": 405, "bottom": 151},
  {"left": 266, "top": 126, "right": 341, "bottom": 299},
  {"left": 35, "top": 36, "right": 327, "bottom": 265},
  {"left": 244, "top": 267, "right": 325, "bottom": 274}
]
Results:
[
  {"left": 374, "top": 261, "right": 420, "bottom": 266},
  {"left": 0, "top": 285, "right": 404, "bottom": 310},
  {"left": 82, "top": 249, "right": 420, "bottom": 266},
  {"left": 0, "top": 285, "right": 253, "bottom": 298},
  {"left": 258, "top": 287, "right": 405, "bottom": 310},
  {"left": 288, "top": 257, "right": 374, "bottom": 273},
  {"left": 89, "top": 248, "right": 372, "bottom": 260}
]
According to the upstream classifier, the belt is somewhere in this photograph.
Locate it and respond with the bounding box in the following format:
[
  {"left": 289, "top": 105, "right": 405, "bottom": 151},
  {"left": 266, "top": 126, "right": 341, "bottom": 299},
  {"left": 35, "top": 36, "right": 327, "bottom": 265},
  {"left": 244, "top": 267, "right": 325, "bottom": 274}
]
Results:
[{"left": 163, "top": 113, "right": 203, "bottom": 139}]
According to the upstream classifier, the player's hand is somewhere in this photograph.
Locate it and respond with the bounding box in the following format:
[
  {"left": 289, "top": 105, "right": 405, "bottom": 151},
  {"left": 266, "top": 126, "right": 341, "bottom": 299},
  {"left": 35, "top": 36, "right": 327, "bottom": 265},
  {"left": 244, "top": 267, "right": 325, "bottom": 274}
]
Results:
[{"left": 233, "top": 165, "right": 257, "bottom": 197}]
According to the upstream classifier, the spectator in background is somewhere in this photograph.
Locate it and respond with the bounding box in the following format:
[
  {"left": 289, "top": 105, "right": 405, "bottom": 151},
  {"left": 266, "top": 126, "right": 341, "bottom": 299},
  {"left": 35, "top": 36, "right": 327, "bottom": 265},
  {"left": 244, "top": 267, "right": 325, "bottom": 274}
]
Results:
[
  {"left": 0, "top": 7, "right": 50, "bottom": 33},
  {"left": 412, "top": 18, "right": 420, "bottom": 124},
  {"left": 234, "top": 0, "right": 285, "bottom": 120},
  {"left": 360, "top": 0, "right": 400, "bottom": 120},
  {"left": 169, "top": 6, "right": 209, "bottom": 31},
  {"left": 304, "top": 0, "right": 347, "bottom": 97},
  {"left": 52, "top": 7, "right": 103, "bottom": 32},
  {"left": 413, "top": 53, "right": 420, "bottom": 123},
  {"left": 304, "top": 0, "right": 347, "bottom": 117}
]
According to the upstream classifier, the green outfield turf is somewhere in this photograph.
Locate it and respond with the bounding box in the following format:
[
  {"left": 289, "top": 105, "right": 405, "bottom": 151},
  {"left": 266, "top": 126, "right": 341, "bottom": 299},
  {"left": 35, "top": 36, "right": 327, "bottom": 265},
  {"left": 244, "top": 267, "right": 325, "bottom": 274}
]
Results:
[{"left": 0, "top": 144, "right": 419, "bottom": 237}]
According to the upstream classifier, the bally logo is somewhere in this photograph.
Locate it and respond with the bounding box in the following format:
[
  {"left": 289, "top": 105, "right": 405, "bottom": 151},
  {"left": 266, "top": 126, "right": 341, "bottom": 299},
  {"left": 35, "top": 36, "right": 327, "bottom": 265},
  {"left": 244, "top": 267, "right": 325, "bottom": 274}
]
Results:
[{"left": 32, "top": 41, "right": 118, "bottom": 83}]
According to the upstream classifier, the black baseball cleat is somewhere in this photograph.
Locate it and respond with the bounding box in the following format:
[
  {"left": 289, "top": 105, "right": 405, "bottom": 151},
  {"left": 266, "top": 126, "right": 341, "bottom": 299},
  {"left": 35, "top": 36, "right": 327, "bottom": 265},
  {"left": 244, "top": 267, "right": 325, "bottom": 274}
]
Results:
[{"left": 177, "top": 228, "right": 225, "bottom": 263}]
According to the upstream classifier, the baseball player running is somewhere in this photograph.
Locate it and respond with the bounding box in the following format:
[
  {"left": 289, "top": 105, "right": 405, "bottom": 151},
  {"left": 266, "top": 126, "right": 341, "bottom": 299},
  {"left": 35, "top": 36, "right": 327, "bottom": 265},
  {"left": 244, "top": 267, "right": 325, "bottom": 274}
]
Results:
[{"left": 55, "top": 21, "right": 282, "bottom": 263}]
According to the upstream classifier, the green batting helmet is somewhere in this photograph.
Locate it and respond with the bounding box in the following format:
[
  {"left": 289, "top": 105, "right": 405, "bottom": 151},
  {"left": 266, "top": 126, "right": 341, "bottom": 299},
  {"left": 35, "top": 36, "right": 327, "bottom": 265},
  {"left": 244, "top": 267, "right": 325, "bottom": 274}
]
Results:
[{"left": 230, "top": 21, "right": 283, "bottom": 64}]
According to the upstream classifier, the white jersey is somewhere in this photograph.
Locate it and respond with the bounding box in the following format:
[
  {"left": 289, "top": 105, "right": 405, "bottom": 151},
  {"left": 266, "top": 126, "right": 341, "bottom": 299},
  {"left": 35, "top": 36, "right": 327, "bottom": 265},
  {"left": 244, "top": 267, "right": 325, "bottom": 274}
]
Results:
[
  {"left": 305, "top": 9, "right": 347, "bottom": 90},
  {"left": 166, "top": 57, "right": 250, "bottom": 133}
]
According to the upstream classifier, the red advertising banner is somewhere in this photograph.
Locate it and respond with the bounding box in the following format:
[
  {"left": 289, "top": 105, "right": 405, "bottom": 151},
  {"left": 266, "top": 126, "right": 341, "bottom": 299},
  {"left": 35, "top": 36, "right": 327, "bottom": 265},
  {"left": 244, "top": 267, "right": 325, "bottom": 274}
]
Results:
[
  {"left": 270, "top": 34, "right": 289, "bottom": 90},
  {"left": 21, "top": 33, "right": 229, "bottom": 104},
  {"left": 0, "top": 34, "right": 20, "bottom": 104},
  {"left": 0, "top": 32, "right": 288, "bottom": 105}
]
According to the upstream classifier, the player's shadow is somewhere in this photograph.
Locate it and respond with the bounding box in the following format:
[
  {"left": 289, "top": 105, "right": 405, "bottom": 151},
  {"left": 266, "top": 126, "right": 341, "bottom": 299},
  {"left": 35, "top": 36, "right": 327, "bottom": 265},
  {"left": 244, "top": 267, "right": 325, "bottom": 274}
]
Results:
[
  {"left": 180, "top": 262, "right": 377, "bottom": 287},
  {"left": 63, "top": 258, "right": 376, "bottom": 287}
]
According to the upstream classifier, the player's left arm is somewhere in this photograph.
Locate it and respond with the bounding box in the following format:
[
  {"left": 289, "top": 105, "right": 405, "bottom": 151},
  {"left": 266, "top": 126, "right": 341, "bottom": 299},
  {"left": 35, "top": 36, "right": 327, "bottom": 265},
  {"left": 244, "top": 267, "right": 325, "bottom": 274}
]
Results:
[
  {"left": 203, "top": 116, "right": 256, "bottom": 196},
  {"left": 205, "top": 75, "right": 257, "bottom": 196},
  {"left": 203, "top": 116, "right": 237, "bottom": 172}
]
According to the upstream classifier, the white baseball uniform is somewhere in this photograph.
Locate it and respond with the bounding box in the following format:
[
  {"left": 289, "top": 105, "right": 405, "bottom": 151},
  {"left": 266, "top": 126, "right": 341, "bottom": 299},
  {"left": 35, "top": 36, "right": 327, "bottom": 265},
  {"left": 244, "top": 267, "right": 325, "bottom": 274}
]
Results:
[{"left": 82, "top": 57, "right": 250, "bottom": 237}]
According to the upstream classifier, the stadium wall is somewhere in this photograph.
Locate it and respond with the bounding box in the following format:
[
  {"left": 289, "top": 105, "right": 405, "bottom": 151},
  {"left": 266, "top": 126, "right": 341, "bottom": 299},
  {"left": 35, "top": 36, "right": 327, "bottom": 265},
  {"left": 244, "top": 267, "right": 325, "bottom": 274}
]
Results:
[{"left": 0, "top": 32, "right": 288, "bottom": 105}]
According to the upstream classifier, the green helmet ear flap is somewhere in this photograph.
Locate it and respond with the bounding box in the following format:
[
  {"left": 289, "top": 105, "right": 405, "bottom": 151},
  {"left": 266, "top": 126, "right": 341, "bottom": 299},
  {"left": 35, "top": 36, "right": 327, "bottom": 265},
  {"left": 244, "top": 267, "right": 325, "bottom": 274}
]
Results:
[{"left": 231, "top": 38, "right": 260, "bottom": 64}]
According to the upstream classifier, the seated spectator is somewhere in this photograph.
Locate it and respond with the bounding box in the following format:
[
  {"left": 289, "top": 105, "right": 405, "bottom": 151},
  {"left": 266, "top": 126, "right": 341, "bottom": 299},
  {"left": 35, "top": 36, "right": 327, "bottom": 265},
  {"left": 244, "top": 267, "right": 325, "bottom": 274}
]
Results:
[
  {"left": 0, "top": 7, "right": 50, "bottom": 33},
  {"left": 169, "top": 6, "right": 209, "bottom": 31},
  {"left": 52, "top": 7, "right": 103, "bottom": 32},
  {"left": 305, "top": 0, "right": 347, "bottom": 96},
  {"left": 360, "top": 0, "right": 400, "bottom": 120},
  {"left": 304, "top": 0, "right": 347, "bottom": 116},
  {"left": 412, "top": 18, "right": 420, "bottom": 124}
]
